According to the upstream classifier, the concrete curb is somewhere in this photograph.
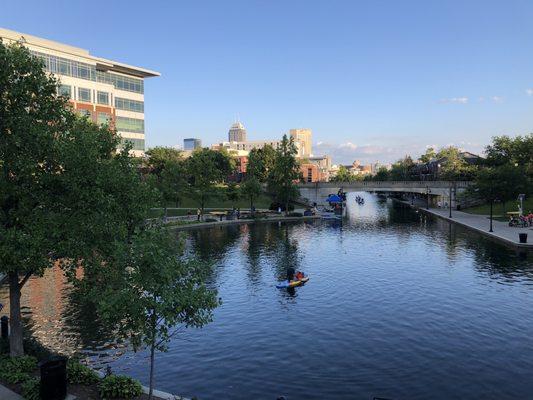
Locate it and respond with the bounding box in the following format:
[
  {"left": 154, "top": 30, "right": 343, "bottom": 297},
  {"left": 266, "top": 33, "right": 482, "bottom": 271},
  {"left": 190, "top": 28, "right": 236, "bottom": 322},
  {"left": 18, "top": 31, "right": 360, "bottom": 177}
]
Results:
[{"left": 167, "top": 215, "right": 321, "bottom": 231}]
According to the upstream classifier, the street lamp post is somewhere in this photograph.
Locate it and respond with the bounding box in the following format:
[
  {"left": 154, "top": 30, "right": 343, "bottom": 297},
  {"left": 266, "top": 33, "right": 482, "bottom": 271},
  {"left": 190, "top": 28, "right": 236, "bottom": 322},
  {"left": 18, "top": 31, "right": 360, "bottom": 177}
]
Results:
[
  {"left": 426, "top": 186, "right": 430, "bottom": 210},
  {"left": 489, "top": 199, "right": 494, "bottom": 232},
  {"left": 449, "top": 183, "right": 453, "bottom": 218}
]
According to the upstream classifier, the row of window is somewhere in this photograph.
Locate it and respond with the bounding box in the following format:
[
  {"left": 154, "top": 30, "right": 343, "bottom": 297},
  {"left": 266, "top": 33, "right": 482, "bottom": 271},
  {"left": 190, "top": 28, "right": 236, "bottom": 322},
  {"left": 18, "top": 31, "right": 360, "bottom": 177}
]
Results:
[
  {"left": 115, "top": 116, "right": 144, "bottom": 133},
  {"left": 115, "top": 97, "right": 144, "bottom": 113},
  {"left": 120, "top": 138, "right": 145, "bottom": 151},
  {"left": 31, "top": 50, "right": 144, "bottom": 94}
]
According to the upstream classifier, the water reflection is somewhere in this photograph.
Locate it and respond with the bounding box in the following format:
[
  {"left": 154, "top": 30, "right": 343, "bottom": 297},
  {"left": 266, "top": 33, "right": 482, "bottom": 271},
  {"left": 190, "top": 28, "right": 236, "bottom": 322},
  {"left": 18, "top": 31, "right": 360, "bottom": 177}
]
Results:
[{"left": 1, "top": 195, "right": 532, "bottom": 399}]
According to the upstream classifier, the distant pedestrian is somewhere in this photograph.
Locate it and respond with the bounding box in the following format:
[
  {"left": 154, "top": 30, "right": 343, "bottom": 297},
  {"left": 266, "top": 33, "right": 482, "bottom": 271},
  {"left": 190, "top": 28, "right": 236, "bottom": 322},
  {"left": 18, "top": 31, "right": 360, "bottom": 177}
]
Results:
[{"left": 197, "top": 208, "right": 201, "bottom": 221}]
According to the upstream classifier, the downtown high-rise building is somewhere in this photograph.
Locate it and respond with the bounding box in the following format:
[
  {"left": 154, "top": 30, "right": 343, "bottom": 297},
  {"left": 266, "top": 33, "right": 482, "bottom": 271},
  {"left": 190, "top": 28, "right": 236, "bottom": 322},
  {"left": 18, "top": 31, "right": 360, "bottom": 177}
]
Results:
[
  {"left": 183, "top": 138, "right": 202, "bottom": 150},
  {"left": 289, "top": 128, "right": 312, "bottom": 158},
  {"left": 0, "top": 28, "right": 159, "bottom": 156},
  {"left": 228, "top": 121, "right": 247, "bottom": 142}
]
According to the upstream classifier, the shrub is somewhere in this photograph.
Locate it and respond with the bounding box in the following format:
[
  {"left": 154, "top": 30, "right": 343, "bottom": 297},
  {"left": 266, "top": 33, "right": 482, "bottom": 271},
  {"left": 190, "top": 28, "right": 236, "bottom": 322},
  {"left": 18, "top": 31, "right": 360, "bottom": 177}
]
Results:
[
  {"left": 99, "top": 375, "right": 143, "bottom": 399},
  {"left": 67, "top": 360, "right": 100, "bottom": 385},
  {"left": 21, "top": 378, "right": 41, "bottom": 400},
  {"left": 0, "top": 370, "right": 31, "bottom": 384}
]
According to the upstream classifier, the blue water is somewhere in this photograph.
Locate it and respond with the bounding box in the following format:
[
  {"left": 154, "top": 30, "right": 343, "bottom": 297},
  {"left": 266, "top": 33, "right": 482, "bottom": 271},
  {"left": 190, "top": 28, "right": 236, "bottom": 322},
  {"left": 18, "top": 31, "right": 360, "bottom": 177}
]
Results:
[{"left": 3, "top": 193, "right": 533, "bottom": 399}]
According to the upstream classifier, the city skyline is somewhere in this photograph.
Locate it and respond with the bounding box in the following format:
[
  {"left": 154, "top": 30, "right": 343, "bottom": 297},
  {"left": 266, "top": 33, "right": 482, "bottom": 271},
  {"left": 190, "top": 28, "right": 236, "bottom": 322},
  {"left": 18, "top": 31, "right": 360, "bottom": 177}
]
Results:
[{"left": 1, "top": 0, "right": 532, "bottom": 164}]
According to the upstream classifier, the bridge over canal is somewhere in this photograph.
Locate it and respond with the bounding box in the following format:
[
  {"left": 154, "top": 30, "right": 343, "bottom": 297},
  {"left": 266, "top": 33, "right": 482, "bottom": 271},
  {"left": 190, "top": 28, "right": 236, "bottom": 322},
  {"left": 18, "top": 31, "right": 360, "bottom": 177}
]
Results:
[{"left": 297, "top": 181, "right": 473, "bottom": 206}]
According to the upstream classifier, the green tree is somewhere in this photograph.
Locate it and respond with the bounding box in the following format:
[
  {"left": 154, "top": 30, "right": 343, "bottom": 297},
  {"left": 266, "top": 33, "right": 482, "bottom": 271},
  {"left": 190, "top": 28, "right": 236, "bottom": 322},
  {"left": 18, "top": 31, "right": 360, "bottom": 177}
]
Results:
[
  {"left": 389, "top": 156, "right": 415, "bottom": 180},
  {"left": 418, "top": 147, "right": 436, "bottom": 163},
  {"left": 331, "top": 166, "right": 355, "bottom": 182},
  {"left": 485, "top": 134, "right": 533, "bottom": 177},
  {"left": 226, "top": 181, "right": 241, "bottom": 208},
  {"left": 374, "top": 167, "right": 390, "bottom": 181},
  {"left": 98, "top": 228, "right": 219, "bottom": 400},
  {"left": 145, "top": 147, "right": 187, "bottom": 219},
  {"left": 436, "top": 146, "right": 477, "bottom": 180},
  {"left": 0, "top": 42, "right": 155, "bottom": 356},
  {"left": 186, "top": 148, "right": 232, "bottom": 214},
  {"left": 241, "top": 176, "right": 262, "bottom": 212},
  {"left": 268, "top": 135, "right": 300, "bottom": 215},
  {"left": 248, "top": 145, "right": 276, "bottom": 183}
]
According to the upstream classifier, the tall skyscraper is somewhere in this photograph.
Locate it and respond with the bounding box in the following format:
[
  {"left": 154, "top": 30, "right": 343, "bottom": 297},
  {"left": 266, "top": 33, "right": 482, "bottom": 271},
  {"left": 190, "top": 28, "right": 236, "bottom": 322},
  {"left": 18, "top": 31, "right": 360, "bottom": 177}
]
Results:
[
  {"left": 0, "top": 28, "right": 159, "bottom": 156},
  {"left": 228, "top": 121, "right": 247, "bottom": 142},
  {"left": 184, "top": 138, "right": 202, "bottom": 150},
  {"left": 289, "top": 128, "right": 312, "bottom": 158}
]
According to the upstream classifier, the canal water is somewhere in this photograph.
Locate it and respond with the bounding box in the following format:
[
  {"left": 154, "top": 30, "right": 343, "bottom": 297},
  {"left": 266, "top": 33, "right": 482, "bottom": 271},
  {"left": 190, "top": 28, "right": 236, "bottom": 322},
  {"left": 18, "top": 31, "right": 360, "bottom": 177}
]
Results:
[{"left": 1, "top": 193, "right": 533, "bottom": 399}]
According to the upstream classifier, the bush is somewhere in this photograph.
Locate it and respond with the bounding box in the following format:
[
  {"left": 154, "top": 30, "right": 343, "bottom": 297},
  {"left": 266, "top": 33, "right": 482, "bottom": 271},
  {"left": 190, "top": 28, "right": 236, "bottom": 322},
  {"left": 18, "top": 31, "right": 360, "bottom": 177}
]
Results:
[
  {"left": 99, "top": 375, "right": 143, "bottom": 400},
  {"left": 0, "top": 355, "right": 38, "bottom": 384},
  {"left": 67, "top": 360, "right": 100, "bottom": 385},
  {"left": 21, "top": 378, "right": 41, "bottom": 400},
  {"left": 0, "top": 370, "right": 31, "bottom": 384}
]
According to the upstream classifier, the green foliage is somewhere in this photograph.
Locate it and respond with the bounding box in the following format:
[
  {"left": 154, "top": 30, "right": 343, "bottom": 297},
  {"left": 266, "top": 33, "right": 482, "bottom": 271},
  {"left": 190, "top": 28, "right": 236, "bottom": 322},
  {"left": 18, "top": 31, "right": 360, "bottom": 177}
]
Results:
[
  {"left": 471, "top": 164, "right": 530, "bottom": 203},
  {"left": 226, "top": 182, "right": 241, "bottom": 206},
  {"left": 268, "top": 135, "right": 301, "bottom": 213},
  {"left": 436, "top": 146, "right": 477, "bottom": 180},
  {"left": 97, "top": 227, "right": 219, "bottom": 395},
  {"left": 241, "top": 176, "right": 262, "bottom": 210},
  {"left": 21, "top": 378, "right": 41, "bottom": 400},
  {"left": 389, "top": 156, "right": 415, "bottom": 180},
  {"left": 145, "top": 147, "right": 187, "bottom": 209},
  {"left": 67, "top": 360, "right": 100, "bottom": 385},
  {"left": 288, "top": 212, "right": 303, "bottom": 217},
  {"left": 99, "top": 375, "right": 143, "bottom": 400},
  {"left": 331, "top": 166, "right": 355, "bottom": 182},
  {"left": 0, "top": 355, "right": 36, "bottom": 383},
  {"left": 485, "top": 134, "right": 533, "bottom": 169},
  {"left": 374, "top": 167, "right": 390, "bottom": 181},
  {"left": 1, "top": 40, "right": 157, "bottom": 355},
  {"left": 419, "top": 147, "right": 436, "bottom": 163},
  {"left": 248, "top": 145, "right": 276, "bottom": 182},
  {"left": 186, "top": 148, "right": 233, "bottom": 211}
]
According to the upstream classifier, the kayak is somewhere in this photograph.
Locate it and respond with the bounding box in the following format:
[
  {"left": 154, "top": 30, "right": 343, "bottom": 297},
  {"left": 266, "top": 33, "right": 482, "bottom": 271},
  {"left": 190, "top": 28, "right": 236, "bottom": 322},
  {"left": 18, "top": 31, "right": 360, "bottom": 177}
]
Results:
[{"left": 276, "top": 276, "right": 309, "bottom": 289}]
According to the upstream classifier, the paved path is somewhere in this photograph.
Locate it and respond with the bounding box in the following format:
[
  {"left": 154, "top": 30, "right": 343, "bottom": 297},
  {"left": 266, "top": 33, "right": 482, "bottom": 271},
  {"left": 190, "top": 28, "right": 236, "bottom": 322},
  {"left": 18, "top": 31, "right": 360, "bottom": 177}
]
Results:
[
  {"left": 419, "top": 206, "right": 532, "bottom": 248},
  {"left": 0, "top": 384, "right": 23, "bottom": 400},
  {"left": 167, "top": 215, "right": 320, "bottom": 231}
]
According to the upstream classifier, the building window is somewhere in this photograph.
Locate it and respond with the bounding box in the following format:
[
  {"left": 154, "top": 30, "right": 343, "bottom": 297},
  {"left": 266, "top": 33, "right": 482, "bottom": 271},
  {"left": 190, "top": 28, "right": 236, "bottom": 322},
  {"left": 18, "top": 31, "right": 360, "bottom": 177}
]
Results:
[
  {"left": 120, "top": 138, "right": 145, "bottom": 151},
  {"left": 115, "top": 116, "right": 144, "bottom": 133},
  {"left": 30, "top": 50, "right": 144, "bottom": 94},
  {"left": 58, "top": 84, "right": 71, "bottom": 98},
  {"left": 97, "top": 91, "right": 109, "bottom": 105},
  {"left": 77, "top": 109, "right": 91, "bottom": 118},
  {"left": 78, "top": 88, "right": 91, "bottom": 103},
  {"left": 97, "top": 112, "right": 111, "bottom": 125},
  {"left": 115, "top": 97, "right": 144, "bottom": 112}
]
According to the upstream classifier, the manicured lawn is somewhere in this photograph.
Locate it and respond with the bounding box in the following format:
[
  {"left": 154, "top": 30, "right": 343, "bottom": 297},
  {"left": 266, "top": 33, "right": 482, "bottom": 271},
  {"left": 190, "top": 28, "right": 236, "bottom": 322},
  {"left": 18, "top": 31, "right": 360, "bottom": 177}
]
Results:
[{"left": 463, "top": 197, "right": 533, "bottom": 216}]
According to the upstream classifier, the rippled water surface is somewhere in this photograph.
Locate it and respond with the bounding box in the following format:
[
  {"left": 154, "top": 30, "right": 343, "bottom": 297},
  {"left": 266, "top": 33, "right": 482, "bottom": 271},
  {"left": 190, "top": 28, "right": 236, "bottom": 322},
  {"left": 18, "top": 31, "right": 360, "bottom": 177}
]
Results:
[{"left": 2, "top": 193, "right": 533, "bottom": 400}]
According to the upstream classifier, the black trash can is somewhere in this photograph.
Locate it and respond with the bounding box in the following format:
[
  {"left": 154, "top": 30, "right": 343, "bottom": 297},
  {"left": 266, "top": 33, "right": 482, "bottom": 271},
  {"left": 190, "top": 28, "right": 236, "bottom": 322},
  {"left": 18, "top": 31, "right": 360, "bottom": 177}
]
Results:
[
  {"left": 519, "top": 233, "right": 528, "bottom": 244},
  {"left": 40, "top": 356, "right": 67, "bottom": 400}
]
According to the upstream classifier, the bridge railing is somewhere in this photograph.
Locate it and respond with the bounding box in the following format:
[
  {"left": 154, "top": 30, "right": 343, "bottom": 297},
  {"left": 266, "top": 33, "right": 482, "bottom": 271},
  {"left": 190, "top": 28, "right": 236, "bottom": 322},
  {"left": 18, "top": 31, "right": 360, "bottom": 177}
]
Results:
[{"left": 298, "top": 181, "right": 472, "bottom": 188}]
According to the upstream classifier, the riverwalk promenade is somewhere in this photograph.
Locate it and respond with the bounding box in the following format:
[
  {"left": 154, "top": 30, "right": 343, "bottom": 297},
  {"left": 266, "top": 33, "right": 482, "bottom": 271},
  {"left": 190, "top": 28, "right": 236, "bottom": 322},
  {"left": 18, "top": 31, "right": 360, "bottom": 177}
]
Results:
[
  {"left": 409, "top": 202, "right": 532, "bottom": 248},
  {"left": 167, "top": 214, "right": 320, "bottom": 231}
]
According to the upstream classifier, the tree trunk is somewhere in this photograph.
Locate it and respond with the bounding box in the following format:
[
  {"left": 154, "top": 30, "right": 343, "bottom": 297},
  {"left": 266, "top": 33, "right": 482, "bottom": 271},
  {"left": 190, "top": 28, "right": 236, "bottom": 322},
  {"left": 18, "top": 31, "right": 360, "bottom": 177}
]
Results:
[
  {"left": 285, "top": 200, "right": 289, "bottom": 216},
  {"left": 8, "top": 271, "right": 24, "bottom": 357},
  {"left": 148, "top": 340, "right": 156, "bottom": 400}
]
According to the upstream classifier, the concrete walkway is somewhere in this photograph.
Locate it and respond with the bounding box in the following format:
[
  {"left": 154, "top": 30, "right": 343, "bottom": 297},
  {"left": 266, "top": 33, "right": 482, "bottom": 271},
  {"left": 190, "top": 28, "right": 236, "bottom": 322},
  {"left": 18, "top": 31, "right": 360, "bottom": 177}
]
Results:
[
  {"left": 419, "top": 206, "right": 532, "bottom": 248},
  {"left": 0, "top": 384, "right": 23, "bottom": 400}
]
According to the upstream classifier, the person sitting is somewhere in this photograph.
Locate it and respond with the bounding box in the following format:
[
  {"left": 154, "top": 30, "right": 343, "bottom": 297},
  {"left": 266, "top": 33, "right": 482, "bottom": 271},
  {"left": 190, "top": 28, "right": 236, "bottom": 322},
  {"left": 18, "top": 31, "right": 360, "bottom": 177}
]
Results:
[{"left": 286, "top": 267, "right": 295, "bottom": 282}]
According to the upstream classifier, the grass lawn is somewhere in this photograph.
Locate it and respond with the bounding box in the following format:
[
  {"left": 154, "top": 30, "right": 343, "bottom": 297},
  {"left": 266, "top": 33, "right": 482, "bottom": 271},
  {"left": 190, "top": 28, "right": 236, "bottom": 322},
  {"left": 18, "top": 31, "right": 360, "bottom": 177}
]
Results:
[
  {"left": 463, "top": 197, "right": 533, "bottom": 216},
  {"left": 148, "top": 193, "right": 276, "bottom": 219}
]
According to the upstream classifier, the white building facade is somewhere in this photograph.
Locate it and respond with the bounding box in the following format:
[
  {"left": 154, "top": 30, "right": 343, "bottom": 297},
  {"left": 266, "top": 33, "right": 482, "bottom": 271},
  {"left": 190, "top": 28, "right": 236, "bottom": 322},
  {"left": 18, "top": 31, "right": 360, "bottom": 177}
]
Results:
[{"left": 0, "top": 28, "right": 159, "bottom": 157}]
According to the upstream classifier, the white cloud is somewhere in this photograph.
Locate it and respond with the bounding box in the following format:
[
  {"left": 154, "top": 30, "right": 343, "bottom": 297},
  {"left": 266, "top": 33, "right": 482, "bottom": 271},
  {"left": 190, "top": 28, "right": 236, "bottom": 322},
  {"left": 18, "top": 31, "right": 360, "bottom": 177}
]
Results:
[
  {"left": 491, "top": 96, "right": 503, "bottom": 103},
  {"left": 440, "top": 97, "right": 469, "bottom": 104},
  {"left": 526, "top": 89, "right": 533, "bottom": 96}
]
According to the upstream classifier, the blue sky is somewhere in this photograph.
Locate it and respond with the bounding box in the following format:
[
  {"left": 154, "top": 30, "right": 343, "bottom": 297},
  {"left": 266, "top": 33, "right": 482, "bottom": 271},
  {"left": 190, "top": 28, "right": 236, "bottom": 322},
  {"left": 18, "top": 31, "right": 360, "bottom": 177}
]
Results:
[{"left": 2, "top": 0, "right": 532, "bottom": 164}]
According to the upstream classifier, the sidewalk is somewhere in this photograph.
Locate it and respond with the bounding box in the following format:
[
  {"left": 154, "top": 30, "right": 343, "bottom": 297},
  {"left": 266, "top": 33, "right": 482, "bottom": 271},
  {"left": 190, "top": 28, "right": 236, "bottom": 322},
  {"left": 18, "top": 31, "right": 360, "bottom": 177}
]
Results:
[
  {"left": 0, "top": 384, "right": 23, "bottom": 400},
  {"left": 420, "top": 206, "right": 532, "bottom": 248}
]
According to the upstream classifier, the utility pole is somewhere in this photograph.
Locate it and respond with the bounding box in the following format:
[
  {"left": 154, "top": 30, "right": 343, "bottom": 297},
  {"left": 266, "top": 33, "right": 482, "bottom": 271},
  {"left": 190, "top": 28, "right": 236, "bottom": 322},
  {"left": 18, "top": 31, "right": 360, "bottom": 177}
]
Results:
[
  {"left": 449, "top": 183, "right": 453, "bottom": 218},
  {"left": 426, "top": 186, "right": 430, "bottom": 210},
  {"left": 489, "top": 199, "right": 494, "bottom": 232}
]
